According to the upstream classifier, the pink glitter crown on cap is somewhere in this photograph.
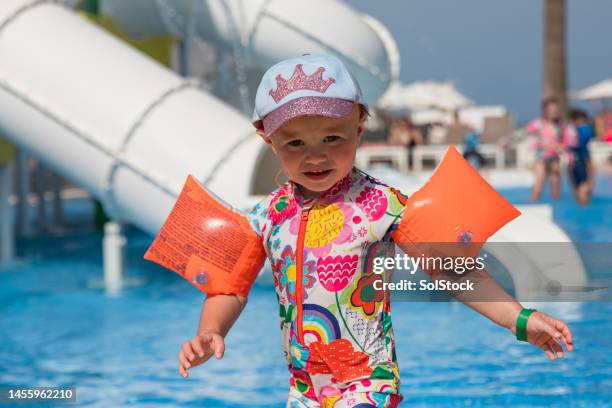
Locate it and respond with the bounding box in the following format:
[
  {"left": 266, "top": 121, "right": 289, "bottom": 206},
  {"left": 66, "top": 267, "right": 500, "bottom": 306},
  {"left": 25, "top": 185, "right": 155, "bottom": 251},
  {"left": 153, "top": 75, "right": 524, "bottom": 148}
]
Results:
[{"left": 269, "top": 64, "right": 335, "bottom": 103}]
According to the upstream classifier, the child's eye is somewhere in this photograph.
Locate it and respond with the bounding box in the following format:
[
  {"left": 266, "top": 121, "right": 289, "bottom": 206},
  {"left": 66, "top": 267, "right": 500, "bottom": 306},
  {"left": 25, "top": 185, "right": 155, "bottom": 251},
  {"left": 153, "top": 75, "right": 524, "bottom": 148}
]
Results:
[
  {"left": 287, "top": 140, "right": 304, "bottom": 147},
  {"left": 324, "top": 135, "right": 341, "bottom": 143}
]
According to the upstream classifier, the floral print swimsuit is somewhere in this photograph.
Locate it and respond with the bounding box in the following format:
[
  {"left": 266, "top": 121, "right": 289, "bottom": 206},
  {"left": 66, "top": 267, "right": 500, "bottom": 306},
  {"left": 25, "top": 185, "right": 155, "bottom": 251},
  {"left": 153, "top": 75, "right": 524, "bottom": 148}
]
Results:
[
  {"left": 248, "top": 167, "right": 408, "bottom": 408},
  {"left": 526, "top": 118, "right": 575, "bottom": 163}
]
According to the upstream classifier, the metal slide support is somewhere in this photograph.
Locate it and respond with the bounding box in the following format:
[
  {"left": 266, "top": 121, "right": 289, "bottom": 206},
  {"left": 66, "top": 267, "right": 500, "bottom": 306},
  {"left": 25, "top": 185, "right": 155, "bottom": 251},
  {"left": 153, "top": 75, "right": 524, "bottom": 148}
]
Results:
[
  {"left": 0, "top": 163, "right": 15, "bottom": 264},
  {"left": 103, "top": 221, "right": 125, "bottom": 294}
]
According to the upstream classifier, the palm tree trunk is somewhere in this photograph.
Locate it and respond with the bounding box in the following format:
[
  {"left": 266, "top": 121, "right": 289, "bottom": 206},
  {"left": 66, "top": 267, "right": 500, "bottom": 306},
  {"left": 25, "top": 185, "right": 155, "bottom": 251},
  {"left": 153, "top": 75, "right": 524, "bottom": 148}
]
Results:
[{"left": 543, "top": 0, "right": 567, "bottom": 116}]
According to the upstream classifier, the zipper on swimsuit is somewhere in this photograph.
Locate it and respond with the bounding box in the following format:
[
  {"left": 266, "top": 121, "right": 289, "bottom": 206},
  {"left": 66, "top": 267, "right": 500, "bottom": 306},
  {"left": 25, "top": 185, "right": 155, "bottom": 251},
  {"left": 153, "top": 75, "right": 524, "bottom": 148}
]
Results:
[{"left": 295, "top": 208, "right": 310, "bottom": 343}]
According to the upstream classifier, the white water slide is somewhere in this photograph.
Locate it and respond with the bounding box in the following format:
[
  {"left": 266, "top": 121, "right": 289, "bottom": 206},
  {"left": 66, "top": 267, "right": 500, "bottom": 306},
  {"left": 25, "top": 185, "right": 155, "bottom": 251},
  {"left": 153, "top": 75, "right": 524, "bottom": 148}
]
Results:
[{"left": 0, "top": 0, "right": 585, "bottom": 297}]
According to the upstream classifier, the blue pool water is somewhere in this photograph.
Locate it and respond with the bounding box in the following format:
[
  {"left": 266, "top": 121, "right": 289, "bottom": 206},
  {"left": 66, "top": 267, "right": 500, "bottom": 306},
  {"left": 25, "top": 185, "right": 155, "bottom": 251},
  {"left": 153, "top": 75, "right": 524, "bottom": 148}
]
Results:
[{"left": 1, "top": 172, "right": 611, "bottom": 407}]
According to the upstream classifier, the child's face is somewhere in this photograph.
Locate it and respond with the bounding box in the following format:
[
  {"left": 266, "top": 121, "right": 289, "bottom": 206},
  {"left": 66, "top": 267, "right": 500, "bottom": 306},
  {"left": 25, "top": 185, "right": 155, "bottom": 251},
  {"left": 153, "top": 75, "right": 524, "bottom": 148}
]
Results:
[
  {"left": 543, "top": 102, "right": 560, "bottom": 121},
  {"left": 258, "top": 104, "right": 365, "bottom": 199},
  {"left": 573, "top": 116, "right": 586, "bottom": 125}
]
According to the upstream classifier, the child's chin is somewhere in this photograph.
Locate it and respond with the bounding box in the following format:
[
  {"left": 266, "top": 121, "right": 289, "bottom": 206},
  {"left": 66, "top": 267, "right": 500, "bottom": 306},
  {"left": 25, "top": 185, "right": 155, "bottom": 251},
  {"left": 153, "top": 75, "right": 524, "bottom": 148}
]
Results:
[{"left": 302, "top": 175, "right": 341, "bottom": 192}]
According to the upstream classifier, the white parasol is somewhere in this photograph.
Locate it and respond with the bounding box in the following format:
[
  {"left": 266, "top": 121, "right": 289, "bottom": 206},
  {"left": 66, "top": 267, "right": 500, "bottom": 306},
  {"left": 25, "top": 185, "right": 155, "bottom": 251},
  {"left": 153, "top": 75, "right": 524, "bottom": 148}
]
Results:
[{"left": 571, "top": 78, "right": 612, "bottom": 101}]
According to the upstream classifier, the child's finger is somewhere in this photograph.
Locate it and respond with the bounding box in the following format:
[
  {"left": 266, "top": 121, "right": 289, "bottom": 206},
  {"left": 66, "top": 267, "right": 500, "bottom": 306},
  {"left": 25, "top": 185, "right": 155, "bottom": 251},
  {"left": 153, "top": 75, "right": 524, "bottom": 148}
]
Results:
[
  {"left": 210, "top": 334, "right": 225, "bottom": 359},
  {"left": 548, "top": 339, "right": 564, "bottom": 359},
  {"left": 178, "top": 362, "right": 189, "bottom": 378},
  {"left": 178, "top": 352, "right": 192, "bottom": 369},
  {"left": 539, "top": 343, "right": 556, "bottom": 361},
  {"left": 557, "top": 331, "right": 573, "bottom": 353},
  {"left": 563, "top": 338, "right": 573, "bottom": 353},
  {"left": 553, "top": 319, "right": 574, "bottom": 351},
  {"left": 193, "top": 334, "right": 213, "bottom": 358},
  {"left": 181, "top": 341, "right": 197, "bottom": 361}
]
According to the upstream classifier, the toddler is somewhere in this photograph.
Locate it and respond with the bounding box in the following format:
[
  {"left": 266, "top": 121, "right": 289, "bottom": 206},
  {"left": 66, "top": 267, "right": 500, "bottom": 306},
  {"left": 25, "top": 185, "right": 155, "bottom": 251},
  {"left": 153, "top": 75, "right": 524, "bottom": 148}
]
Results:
[{"left": 177, "top": 54, "right": 573, "bottom": 408}]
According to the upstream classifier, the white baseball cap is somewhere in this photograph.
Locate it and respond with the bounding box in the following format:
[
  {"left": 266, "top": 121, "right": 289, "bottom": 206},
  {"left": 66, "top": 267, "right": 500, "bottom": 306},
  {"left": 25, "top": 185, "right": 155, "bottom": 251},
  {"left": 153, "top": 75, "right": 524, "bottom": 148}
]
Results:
[{"left": 252, "top": 53, "right": 367, "bottom": 138}]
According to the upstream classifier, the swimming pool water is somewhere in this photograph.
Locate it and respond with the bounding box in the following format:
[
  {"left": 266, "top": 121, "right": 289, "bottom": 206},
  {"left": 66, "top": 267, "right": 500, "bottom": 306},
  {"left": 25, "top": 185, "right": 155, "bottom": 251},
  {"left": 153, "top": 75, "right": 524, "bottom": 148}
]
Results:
[{"left": 1, "top": 172, "right": 611, "bottom": 407}]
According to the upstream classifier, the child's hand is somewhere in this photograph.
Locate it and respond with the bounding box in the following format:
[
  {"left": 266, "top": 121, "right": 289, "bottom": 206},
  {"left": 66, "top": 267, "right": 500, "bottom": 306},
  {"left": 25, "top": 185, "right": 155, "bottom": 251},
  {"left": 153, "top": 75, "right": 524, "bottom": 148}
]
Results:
[
  {"left": 178, "top": 331, "right": 225, "bottom": 378},
  {"left": 517, "top": 311, "right": 574, "bottom": 361}
]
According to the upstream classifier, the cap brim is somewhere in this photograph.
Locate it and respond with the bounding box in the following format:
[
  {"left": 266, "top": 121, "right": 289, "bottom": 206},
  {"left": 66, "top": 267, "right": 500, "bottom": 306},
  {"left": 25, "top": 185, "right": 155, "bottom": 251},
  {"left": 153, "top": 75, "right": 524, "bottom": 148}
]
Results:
[{"left": 262, "top": 97, "right": 354, "bottom": 138}]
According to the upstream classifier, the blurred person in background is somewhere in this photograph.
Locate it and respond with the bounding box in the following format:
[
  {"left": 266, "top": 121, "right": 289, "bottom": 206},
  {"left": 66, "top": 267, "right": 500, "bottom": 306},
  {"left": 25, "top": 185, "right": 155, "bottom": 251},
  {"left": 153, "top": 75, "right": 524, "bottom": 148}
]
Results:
[
  {"left": 595, "top": 107, "right": 612, "bottom": 142},
  {"left": 388, "top": 117, "right": 423, "bottom": 169},
  {"left": 463, "top": 130, "right": 485, "bottom": 171},
  {"left": 526, "top": 98, "right": 573, "bottom": 201},
  {"left": 568, "top": 109, "right": 595, "bottom": 205},
  {"left": 447, "top": 110, "right": 473, "bottom": 143}
]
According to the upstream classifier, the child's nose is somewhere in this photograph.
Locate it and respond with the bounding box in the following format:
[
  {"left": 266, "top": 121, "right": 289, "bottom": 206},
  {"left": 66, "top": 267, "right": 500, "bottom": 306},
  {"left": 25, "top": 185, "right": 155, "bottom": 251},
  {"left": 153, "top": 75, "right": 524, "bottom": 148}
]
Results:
[
  {"left": 305, "top": 153, "right": 327, "bottom": 166},
  {"left": 304, "top": 149, "right": 328, "bottom": 165}
]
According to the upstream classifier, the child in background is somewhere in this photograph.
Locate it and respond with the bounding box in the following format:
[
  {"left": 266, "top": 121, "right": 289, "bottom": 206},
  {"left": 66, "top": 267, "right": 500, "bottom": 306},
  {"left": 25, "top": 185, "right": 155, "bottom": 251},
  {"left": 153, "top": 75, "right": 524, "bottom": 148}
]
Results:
[
  {"left": 568, "top": 109, "right": 595, "bottom": 205},
  {"left": 177, "top": 54, "right": 574, "bottom": 407},
  {"left": 526, "top": 98, "right": 574, "bottom": 201}
]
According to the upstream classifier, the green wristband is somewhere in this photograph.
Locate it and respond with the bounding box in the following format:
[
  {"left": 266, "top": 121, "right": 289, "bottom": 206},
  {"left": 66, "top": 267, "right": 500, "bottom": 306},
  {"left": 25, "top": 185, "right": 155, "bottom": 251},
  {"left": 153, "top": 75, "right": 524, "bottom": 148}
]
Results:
[{"left": 516, "top": 308, "right": 536, "bottom": 342}]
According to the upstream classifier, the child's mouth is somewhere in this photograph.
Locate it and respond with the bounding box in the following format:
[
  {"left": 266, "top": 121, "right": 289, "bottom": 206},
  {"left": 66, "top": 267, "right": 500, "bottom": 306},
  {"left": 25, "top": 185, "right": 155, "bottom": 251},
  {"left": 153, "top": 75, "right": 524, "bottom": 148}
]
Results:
[{"left": 303, "top": 169, "right": 332, "bottom": 181}]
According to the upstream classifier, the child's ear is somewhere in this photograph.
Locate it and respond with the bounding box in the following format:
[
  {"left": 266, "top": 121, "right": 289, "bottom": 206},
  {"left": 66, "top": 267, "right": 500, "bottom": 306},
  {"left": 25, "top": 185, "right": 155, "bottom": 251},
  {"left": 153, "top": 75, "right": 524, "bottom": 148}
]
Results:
[
  {"left": 256, "top": 129, "right": 277, "bottom": 153},
  {"left": 356, "top": 111, "right": 366, "bottom": 145},
  {"left": 256, "top": 129, "right": 271, "bottom": 144}
]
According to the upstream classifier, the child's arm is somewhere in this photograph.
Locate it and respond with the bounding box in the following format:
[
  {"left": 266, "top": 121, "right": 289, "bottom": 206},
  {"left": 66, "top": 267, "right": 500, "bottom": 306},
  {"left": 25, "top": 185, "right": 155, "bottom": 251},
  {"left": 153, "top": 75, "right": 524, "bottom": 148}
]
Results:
[
  {"left": 444, "top": 269, "right": 573, "bottom": 361},
  {"left": 178, "top": 294, "right": 247, "bottom": 378},
  {"left": 197, "top": 294, "right": 248, "bottom": 337}
]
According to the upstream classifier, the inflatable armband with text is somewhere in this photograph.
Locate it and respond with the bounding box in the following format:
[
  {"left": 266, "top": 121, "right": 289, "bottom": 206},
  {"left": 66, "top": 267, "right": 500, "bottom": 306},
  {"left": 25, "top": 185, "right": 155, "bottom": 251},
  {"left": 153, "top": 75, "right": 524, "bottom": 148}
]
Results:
[{"left": 144, "top": 175, "right": 266, "bottom": 297}]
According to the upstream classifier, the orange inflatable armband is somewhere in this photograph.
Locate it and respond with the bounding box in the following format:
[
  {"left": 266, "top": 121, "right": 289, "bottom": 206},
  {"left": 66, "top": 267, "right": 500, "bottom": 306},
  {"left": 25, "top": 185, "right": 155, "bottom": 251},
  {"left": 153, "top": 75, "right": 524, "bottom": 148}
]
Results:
[
  {"left": 144, "top": 175, "right": 266, "bottom": 297},
  {"left": 391, "top": 146, "right": 520, "bottom": 257}
]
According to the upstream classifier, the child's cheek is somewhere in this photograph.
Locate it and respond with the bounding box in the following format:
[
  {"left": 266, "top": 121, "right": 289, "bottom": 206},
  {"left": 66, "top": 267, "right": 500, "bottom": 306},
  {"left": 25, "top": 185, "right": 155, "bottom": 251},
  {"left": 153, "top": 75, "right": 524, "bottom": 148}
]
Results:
[
  {"left": 279, "top": 149, "right": 301, "bottom": 166},
  {"left": 277, "top": 151, "right": 303, "bottom": 175},
  {"left": 335, "top": 144, "right": 358, "bottom": 166}
]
